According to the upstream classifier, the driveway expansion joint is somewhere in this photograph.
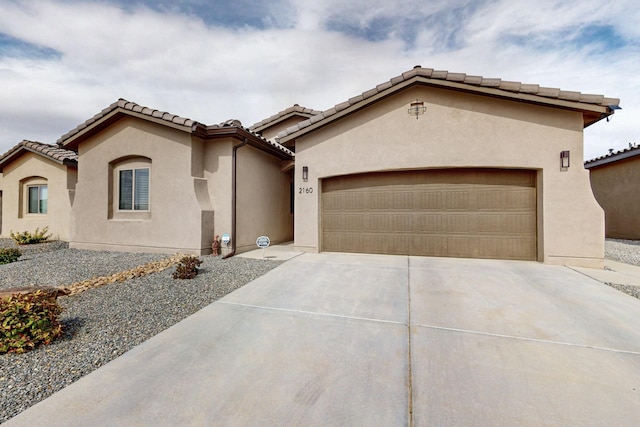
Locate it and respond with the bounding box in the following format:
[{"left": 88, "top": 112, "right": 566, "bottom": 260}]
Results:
[
  {"left": 415, "top": 323, "right": 640, "bottom": 356},
  {"left": 218, "top": 301, "right": 407, "bottom": 325}
]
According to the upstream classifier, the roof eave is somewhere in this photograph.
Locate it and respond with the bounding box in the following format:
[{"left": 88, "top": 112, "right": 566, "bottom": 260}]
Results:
[
  {"left": 585, "top": 149, "right": 640, "bottom": 169},
  {"left": 251, "top": 111, "right": 318, "bottom": 134},
  {"left": 280, "top": 76, "right": 615, "bottom": 143},
  {"left": 59, "top": 108, "right": 195, "bottom": 150},
  {"left": 203, "top": 126, "right": 293, "bottom": 160},
  {"left": 0, "top": 145, "right": 75, "bottom": 172}
]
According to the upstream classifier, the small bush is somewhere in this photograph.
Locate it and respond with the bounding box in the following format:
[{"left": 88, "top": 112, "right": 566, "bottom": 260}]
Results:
[
  {"left": 0, "top": 248, "right": 21, "bottom": 265},
  {"left": 10, "top": 227, "right": 52, "bottom": 245},
  {"left": 1, "top": 290, "right": 63, "bottom": 354},
  {"left": 172, "top": 256, "right": 203, "bottom": 280}
]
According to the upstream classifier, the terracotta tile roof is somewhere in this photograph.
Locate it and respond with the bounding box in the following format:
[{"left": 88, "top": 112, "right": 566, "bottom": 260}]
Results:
[
  {"left": 0, "top": 140, "right": 78, "bottom": 171},
  {"left": 250, "top": 104, "right": 321, "bottom": 133},
  {"left": 57, "top": 98, "right": 199, "bottom": 145},
  {"left": 57, "top": 99, "right": 293, "bottom": 159},
  {"left": 207, "top": 119, "right": 295, "bottom": 157},
  {"left": 584, "top": 143, "right": 640, "bottom": 168},
  {"left": 277, "top": 66, "right": 621, "bottom": 143}
]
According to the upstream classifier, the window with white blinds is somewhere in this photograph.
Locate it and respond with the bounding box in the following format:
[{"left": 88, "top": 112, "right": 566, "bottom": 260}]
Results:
[{"left": 119, "top": 168, "right": 149, "bottom": 211}]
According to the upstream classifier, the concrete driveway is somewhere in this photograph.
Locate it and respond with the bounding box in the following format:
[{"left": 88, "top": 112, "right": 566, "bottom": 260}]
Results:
[{"left": 6, "top": 253, "right": 640, "bottom": 426}]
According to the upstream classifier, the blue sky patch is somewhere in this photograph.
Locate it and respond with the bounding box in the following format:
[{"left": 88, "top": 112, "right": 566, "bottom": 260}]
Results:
[
  {"left": 125, "top": 0, "right": 292, "bottom": 29},
  {"left": 0, "top": 33, "right": 61, "bottom": 59},
  {"left": 505, "top": 24, "right": 628, "bottom": 53},
  {"left": 325, "top": 2, "right": 484, "bottom": 51},
  {"left": 576, "top": 24, "right": 627, "bottom": 51}
]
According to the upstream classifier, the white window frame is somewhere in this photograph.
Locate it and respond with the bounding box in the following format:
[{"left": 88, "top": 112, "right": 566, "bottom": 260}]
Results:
[
  {"left": 27, "top": 184, "right": 48, "bottom": 214},
  {"left": 117, "top": 167, "right": 150, "bottom": 212}
]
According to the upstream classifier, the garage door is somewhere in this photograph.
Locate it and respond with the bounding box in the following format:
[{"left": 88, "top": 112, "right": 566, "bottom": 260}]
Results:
[{"left": 321, "top": 169, "right": 537, "bottom": 260}]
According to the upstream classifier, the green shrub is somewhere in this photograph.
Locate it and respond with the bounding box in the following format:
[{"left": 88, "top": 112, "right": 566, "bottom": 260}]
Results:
[
  {"left": 0, "top": 248, "right": 21, "bottom": 265},
  {"left": 1, "top": 290, "right": 63, "bottom": 354},
  {"left": 172, "top": 256, "right": 203, "bottom": 280},
  {"left": 10, "top": 227, "right": 52, "bottom": 245}
]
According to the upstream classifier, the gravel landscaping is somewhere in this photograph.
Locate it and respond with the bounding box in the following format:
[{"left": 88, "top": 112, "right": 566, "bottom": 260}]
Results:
[
  {"left": 2, "top": 238, "right": 640, "bottom": 422},
  {"left": 0, "top": 241, "right": 282, "bottom": 423}
]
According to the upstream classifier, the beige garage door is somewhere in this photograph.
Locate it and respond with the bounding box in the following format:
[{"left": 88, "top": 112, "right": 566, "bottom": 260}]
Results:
[{"left": 321, "top": 169, "right": 537, "bottom": 260}]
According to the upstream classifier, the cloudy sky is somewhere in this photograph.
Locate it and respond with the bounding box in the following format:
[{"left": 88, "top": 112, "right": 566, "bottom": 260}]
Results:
[{"left": 0, "top": 0, "right": 638, "bottom": 160}]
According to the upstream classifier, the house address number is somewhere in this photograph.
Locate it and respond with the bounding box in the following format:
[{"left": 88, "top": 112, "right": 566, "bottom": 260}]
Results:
[{"left": 298, "top": 187, "right": 314, "bottom": 194}]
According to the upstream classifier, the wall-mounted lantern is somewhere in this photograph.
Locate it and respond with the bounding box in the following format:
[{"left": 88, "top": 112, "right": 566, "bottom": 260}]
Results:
[
  {"left": 560, "top": 150, "right": 570, "bottom": 169},
  {"left": 408, "top": 99, "right": 426, "bottom": 119},
  {"left": 302, "top": 166, "right": 308, "bottom": 182}
]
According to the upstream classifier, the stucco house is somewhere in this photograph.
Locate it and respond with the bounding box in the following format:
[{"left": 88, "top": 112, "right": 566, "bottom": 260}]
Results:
[
  {"left": 0, "top": 140, "right": 78, "bottom": 240},
  {"left": 0, "top": 66, "right": 619, "bottom": 266},
  {"left": 54, "top": 99, "right": 295, "bottom": 255},
  {"left": 278, "top": 66, "right": 619, "bottom": 268},
  {"left": 585, "top": 145, "right": 640, "bottom": 239}
]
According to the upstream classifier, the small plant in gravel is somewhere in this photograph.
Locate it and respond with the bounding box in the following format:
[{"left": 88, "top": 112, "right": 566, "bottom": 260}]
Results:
[
  {"left": 0, "top": 290, "right": 63, "bottom": 354},
  {"left": 10, "top": 227, "right": 52, "bottom": 245},
  {"left": 0, "top": 248, "right": 21, "bottom": 264},
  {"left": 172, "top": 256, "right": 203, "bottom": 280}
]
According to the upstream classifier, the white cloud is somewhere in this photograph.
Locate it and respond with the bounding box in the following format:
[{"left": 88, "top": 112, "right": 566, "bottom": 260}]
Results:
[{"left": 0, "top": 0, "right": 637, "bottom": 159}]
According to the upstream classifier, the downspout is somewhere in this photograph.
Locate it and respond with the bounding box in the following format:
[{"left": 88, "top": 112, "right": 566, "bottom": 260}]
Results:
[{"left": 222, "top": 137, "right": 249, "bottom": 259}]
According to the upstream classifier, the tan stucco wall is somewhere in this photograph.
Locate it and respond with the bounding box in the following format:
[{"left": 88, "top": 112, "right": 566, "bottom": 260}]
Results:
[
  {"left": 235, "top": 145, "right": 293, "bottom": 253},
  {"left": 589, "top": 157, "right": 640, "bottom": 239},
  {"left": 0, "top": 152, "right": 75, "bottom": 241},
  {"left": 202, "top": 138, "right": 233, "bottom": 251},
  {"left": 70, "top": 116, "right": 212, "bottom": 254},
  {"left": 293, "top": 86, "right": 604, "bottom": 267}
]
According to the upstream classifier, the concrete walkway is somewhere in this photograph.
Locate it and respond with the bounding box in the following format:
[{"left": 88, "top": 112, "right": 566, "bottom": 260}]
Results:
[{"left": 6, "top": 254, "right": 640, "bottom": 426}]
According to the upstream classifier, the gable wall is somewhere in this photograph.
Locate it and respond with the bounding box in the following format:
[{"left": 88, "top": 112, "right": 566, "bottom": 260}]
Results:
[
  {"left": 70, "top": 116, "right": 209, "bottom": 253},
  {"left": 0, "top": 152, "right": 75, "bottom": 240},
  {"left": 589, "top": 156, "right": 640, "bottom": 239},
  {"left": 294, "top": 86, "right": 603, "bottom": 267}
]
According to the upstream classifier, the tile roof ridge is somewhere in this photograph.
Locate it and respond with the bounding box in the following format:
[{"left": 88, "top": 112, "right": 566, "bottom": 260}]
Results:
[
  {"left": 57, "top": 98, "right": 202, "bottom": 145},
  {"left": 208, "top": 119, "right": 294, "bottom": 157},
  {"left": 276, "top": 66, "right": 620, "bottom": 141},
  {"left": 0, "top": 139, "right": 78, "bottom": 166},
  {"left": 250, "top": 104, "right": 321, "bottom": 131},
  {"left": 584, "top": 143, "right": 640, "bottom": 165}
]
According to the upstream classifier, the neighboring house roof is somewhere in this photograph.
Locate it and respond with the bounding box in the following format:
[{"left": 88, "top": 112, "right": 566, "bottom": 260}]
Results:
[
  {"left": 250, "top": 104, "right": 321, "bottom": 134},
  {"left": 584, "top": 144, "right": 640, "bottom": 169},
  {"left": 58, "top": 99, "right": 293, "bottom": 159},
  {"left": 277, "top": 66, "right": 621, "bottom": 144},
  {"left": 0, "top": 140, "right": 78, "bottom": 172}
]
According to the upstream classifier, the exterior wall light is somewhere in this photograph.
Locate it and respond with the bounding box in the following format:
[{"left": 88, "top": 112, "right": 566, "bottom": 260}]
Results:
[
  {"left": 302, "top": 166, "right": 308, "bottom": 182},
  {"left": 560, "top": 150, "right": 570, "bottom": 169},
  {"left": 408, "top": 99, "right": 426, "bottom": 119}
]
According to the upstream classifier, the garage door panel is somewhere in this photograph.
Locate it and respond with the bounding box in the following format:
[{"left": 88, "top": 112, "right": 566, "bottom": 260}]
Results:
[
  {"left": 507, "top": 190, "right": 536, "bottom": 210},
  {"left": 477, "top": 190, "right": 507, "bottom": 210},
  {"left": 370, "top": 214, "right": 413, "bottom": 232},
  {"left": 506, "top": 213, "right": 537, "bottom": 234},
  {"left": 446, "top": 192, "right": 470, "bottom": 210},
  {"left": 321, "top": 169, "right": 537, "bottom": 261},
  {"left": 370, "top": 193, "right": 391, "bottom": 209},
  {"left": 445, "top": 215, "right": 470, "bottom": 233},
  {"left": 417, "top": 192, "right": 444, "bottom": 210},
  {"left": 416, "top": 214, "right": 443, "bottom": 232}
]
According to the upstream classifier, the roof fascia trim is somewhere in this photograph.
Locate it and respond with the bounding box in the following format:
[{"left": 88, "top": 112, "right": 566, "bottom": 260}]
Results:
[
  {"left": 280, "top": 76, "right": 612, "bottom": 143},
  {"left": 251, "top": 111, "right": 318, "bottom": 134},
  {"left": 203, "top": 127, "right": 293, "bottom": 160},
  {"left": 585, "top": 150, "right": 640, "bottom": 169},
  {"left": 0, "top": 145, "right": 75, "bottom": 172},
  {"left": 60, "top": 108, "right": 195, "bottom": 149}
]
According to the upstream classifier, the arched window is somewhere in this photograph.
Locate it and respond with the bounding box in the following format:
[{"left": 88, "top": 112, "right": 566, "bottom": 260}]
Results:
[
  {"left": 20, "top": 177, "right": 48, "bottom": 216},
  {"left": 109, "top": 157, "right": 151, "bottom": 219}
]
